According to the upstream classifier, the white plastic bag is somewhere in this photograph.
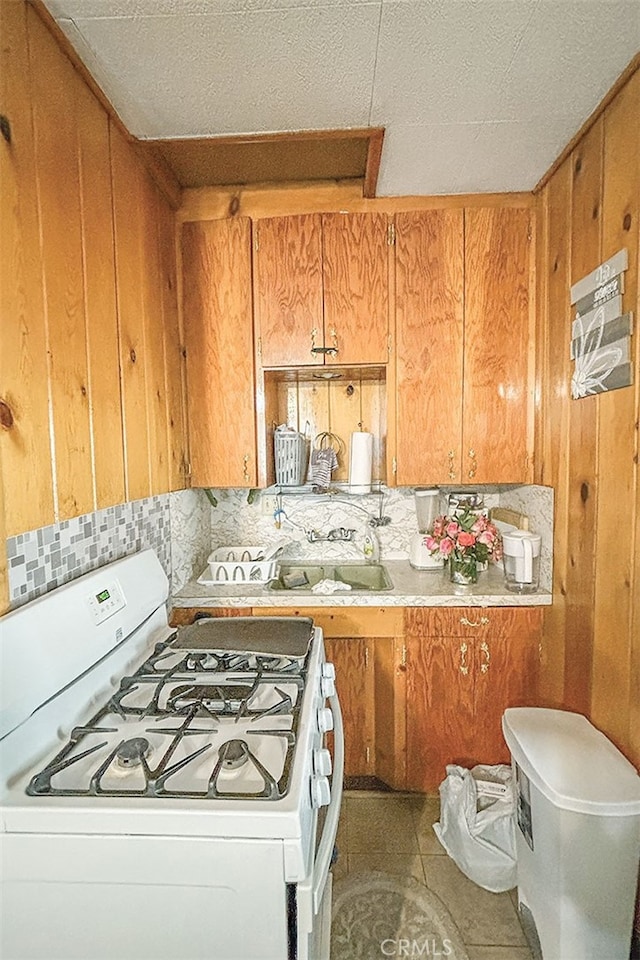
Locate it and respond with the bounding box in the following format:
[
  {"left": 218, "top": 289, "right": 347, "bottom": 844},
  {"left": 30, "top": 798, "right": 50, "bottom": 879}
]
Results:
[{"left": 433, "top": 763, "right": 517, "bottom": 893}]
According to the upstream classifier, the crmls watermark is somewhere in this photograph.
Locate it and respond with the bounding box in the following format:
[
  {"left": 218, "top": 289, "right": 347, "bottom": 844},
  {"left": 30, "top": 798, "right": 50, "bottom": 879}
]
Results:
[{"left": 380, "top": 938, "right": 454, "bottom": 957}]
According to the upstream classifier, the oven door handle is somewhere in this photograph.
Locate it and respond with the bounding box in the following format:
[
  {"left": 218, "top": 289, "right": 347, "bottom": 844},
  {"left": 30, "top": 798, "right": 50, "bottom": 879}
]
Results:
[{"left": 312, "top": 691, "right": 344, "bottom": 915}]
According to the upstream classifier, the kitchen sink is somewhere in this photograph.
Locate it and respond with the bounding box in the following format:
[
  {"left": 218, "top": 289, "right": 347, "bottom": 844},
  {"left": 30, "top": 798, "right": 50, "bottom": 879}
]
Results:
[
  {"left": 267, "top": 563, "right": 393, "bottom": 591},
  {"left": 333, "top": 564, "right": 393, "bottom": 591}
]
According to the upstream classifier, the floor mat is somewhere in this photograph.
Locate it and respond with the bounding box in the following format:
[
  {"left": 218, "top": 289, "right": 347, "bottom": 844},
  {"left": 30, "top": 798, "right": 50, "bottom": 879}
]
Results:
[{"left": 331, "top": 870, "right": 470, "bottom": 960}]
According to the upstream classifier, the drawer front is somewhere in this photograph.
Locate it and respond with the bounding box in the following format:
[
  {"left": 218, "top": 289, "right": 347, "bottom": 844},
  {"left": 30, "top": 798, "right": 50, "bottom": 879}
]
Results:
[
  {"left": 405, "top": 607, "right": 543, "bottom": 639},
  {"left": 251, "top": 606, "right": 403, "bottom": 638}
]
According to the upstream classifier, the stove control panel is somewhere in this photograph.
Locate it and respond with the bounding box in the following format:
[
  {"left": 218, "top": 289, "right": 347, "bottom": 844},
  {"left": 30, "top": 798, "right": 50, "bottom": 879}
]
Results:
[{"left": 86, "top": 579, "right": 126, "bottom": 626}]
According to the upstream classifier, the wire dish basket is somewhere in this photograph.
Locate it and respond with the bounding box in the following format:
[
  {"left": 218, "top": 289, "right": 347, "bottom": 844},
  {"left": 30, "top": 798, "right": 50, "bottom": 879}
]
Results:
[{"left": 274, "top": 430, "right": 308, "bottom": 486}]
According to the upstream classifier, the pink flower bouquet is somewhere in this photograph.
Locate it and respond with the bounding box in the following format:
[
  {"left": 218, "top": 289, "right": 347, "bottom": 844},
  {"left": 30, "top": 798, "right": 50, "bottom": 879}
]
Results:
[{"left": 425, "top": 509, "right": 502, "bottom": 583}]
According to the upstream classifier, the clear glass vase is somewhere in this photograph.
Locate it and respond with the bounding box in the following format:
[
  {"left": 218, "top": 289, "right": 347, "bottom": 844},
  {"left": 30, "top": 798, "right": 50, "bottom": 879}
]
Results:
[{"left": 449, "top": 552, "right": 478, "bottom": 585}]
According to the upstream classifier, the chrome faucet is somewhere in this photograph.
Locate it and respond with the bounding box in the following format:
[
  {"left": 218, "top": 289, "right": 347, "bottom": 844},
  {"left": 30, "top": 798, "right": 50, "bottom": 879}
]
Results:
[
  {"left": 327, "top": 527, "right": 356, "bottom": 542},
  {"left": 305, "top": 527, "right": 356, "bottom": 543}
]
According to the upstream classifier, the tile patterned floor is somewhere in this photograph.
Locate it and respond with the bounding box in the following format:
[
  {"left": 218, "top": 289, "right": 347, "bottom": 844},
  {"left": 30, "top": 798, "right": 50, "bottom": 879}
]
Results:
[{"left": 333, "top": 791, "right": 533, "bottom": 960}]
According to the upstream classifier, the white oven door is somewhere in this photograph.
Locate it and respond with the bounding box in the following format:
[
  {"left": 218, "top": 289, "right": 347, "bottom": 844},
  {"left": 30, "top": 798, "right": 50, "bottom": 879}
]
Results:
[{"left": 296, "top": 691, "right": 344, "bottom": 960}]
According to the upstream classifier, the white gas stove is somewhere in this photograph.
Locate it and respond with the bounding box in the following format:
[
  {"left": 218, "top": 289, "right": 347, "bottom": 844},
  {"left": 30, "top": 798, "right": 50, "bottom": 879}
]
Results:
[{"left": 0, "top": 550, "right": 343, "bottom": 960}]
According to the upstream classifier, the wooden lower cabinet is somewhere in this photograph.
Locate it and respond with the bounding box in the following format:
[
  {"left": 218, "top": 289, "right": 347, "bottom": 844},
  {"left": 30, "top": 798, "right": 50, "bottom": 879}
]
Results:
[{"left": 404, "top": 607, "right": 542, "bottom": 793}]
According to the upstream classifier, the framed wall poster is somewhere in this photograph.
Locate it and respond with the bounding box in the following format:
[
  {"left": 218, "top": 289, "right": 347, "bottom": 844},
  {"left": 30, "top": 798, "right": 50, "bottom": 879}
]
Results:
[{"left": 570, "top": 250, "right": 634, "bottom": 398}]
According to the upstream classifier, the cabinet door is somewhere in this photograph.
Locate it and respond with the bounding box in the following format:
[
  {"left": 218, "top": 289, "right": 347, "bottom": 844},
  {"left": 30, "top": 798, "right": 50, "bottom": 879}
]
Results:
[
  {"left": 472, "top": 609, "right": 541, "bottom": 764},
  {"left": 182, "top": 218, "right": 257, "bottom": 487},
  {"left": 404, "top": 607, "right": 541, "bottom": 793},
  {"left": 395, "top": 210, "right": 464, "bottom": 484},
  {"left": 463, "top": 208, "right": 533, "bottom": 483},
  {"left": 404, "top": 610, "right": 475, "bottom": 793},
  {"left": 322, "top": 213, "right": 389, "bottom": 365},
  {"left": 255, "top": 215, "right": 323, "bottom": 366},
  {"left": 324, "top": 637, "right": 374, "bottom": 778},
  {"left": 374, "top": 636, "right": 406, "bottom": 790}
]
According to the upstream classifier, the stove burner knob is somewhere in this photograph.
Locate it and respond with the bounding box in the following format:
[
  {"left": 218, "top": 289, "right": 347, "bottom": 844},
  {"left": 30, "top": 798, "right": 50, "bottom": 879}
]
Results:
[
  {"left": 311, "top": 775, "right": 331, "bottom": 809},
  {"left": 317, "top": 707, "right": 334, "bottom": 733},
  {"left": 313, "top": 748, "right": 332, "bottom": 777},
  {"left": 322, "top": 662, "right": 336, "bottom": 680},
  {"left": 321, "top": 676, "right": 336, "bottom": 698}
]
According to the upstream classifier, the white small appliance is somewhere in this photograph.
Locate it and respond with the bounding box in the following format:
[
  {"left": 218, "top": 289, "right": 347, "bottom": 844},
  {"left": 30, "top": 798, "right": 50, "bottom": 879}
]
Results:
[
  {"left": 502, "top": 530, "right": 541, "bottom": 593},
  {"left": 409, "top": 488, "right": 444, "bottom": 570}
]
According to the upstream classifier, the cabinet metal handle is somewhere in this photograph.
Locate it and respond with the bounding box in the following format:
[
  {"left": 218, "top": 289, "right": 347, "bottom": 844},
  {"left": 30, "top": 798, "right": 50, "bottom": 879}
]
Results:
[
  {"left": 309, "top": 327, "right": 338, "bottom": 357},
  {"left": 459, "top": 642, "right": 469, "bottom": 675},
  {"left": 328, "top": 326, "right": 339, "bottom": 354},
  {"left": 459, "top": 616, "right": 489, "bottom": 627},
  {"left": 468, "top": 448, "right": 477, "bottom": 479},
  {"left": 448, "top": 450, "right": 456, "bottom": 480},
  {"left": 480, "top": 641, "right": 490, "bottom": 674},
  {"left": 243, "top": 453, "right": 250, "bottom": 482}
]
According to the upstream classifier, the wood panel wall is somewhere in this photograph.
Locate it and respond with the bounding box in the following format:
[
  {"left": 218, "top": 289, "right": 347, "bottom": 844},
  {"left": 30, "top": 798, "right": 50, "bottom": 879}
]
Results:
[
  {"left": 536, "top": 65, "right": 640, "bottom": 767},
  {"left": 0, "top": 0, "right": 188, "bottom": 613}
]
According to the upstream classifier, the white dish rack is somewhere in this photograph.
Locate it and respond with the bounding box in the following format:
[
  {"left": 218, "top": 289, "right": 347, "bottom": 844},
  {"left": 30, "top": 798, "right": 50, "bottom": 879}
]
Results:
[{"left": 197, "top": 545, "right": 283, "bottom": 586}]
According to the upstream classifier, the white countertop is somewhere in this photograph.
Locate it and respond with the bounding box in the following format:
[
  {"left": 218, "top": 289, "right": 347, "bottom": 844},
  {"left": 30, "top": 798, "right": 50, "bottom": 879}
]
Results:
[{"left": 171, "top": 560, "right": 552, "bottom": 608}]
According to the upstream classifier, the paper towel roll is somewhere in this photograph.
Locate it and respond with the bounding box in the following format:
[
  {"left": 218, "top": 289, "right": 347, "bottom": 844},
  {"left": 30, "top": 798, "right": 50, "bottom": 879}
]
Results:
[{"left": 349, "top": 431, "right": 373, "bottom": 494}]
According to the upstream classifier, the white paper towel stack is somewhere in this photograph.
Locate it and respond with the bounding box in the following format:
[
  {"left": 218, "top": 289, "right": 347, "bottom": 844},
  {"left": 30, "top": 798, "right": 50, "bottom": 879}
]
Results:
[{"left": 349, "top": 431, "right": 373, "bottom": 494}]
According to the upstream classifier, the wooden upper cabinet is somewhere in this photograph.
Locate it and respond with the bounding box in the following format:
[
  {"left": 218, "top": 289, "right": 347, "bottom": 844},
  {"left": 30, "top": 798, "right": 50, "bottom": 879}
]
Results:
[
  {"left": 322, "top": 212, "right": 389, "bottom": 365},
  {"left": 464, "top": 207, "right": 533, "bottom": 483},
  {"left": 393, "top": 205, "right": 533, "bottom": 487},
  {"left": 254, "top": 214, "right": 323, "bottom": 366},
  {"left": 254, "top": 212, "right": 389, "bottom": 367},
  {"left": 395, "top": 210, "right": 465, "bottom": 484},
  {"left": 182, "top": 218, "right": 257, "bottom": 487}
]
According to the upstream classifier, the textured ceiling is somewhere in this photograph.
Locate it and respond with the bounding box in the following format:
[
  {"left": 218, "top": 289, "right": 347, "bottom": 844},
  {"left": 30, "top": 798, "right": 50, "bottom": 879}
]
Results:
[{"left": 44, "top": 0, "right": 640, "bottom": 196}]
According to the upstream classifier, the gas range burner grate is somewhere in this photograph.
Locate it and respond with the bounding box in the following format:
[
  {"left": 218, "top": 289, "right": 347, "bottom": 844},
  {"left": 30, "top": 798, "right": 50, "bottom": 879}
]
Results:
[
  {"left": 145, "top": 636, "right": 309, "bottom": 680},
  {"left": 27, "top": 701, "right": 296, "bottom": 800},
  {"left": 166, "top": 682, "right": 296, "bottom": 721},
  {"left": 25, "top": 632, "right": 310, "bottom": 801}
]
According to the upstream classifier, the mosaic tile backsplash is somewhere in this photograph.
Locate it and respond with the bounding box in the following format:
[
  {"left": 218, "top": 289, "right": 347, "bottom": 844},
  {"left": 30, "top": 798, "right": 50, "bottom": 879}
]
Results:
[{"left": 7, "top": 495, "right": 171, "bottom": 608}]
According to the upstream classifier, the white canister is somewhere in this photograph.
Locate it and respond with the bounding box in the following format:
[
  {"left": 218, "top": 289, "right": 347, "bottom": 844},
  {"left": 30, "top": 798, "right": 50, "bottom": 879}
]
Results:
[{"left": 502, "top": 531, "right": 542, "bottom": 593}]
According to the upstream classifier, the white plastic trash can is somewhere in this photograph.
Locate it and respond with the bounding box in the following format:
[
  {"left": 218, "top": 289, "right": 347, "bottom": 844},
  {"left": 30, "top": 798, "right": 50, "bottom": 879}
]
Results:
[{"left": 502, "top": 707, "right": 640, "bottom": 960}]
